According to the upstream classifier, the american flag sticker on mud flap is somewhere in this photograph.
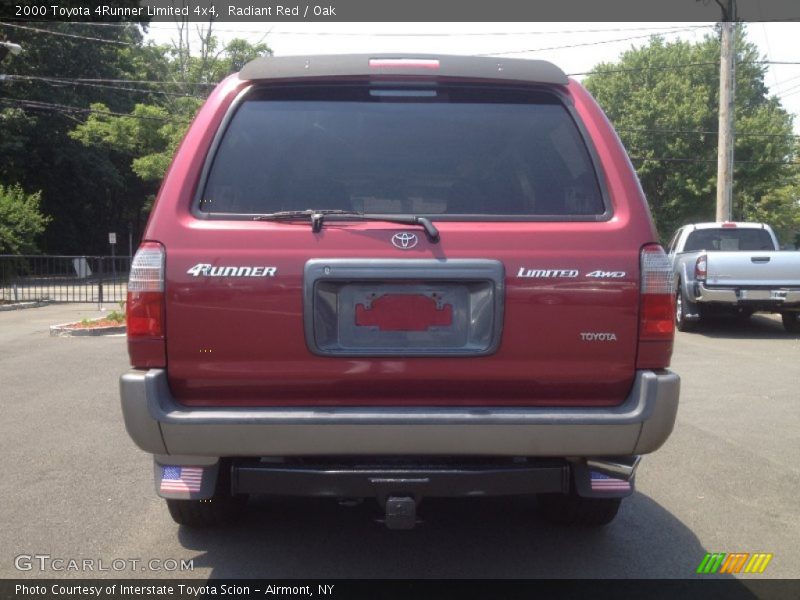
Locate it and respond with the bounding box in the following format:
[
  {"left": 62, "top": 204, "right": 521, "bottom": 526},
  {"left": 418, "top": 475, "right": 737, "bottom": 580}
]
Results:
[
  {"left": 590, "top": 471, "right": 631, "bottom": 492},
  {"left": 160, "top": 466, "right": 203, "bottom": 493}
]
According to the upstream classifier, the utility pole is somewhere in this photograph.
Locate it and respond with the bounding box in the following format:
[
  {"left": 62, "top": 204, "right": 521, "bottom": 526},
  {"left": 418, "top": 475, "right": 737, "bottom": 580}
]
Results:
[{"left": 715, "top": 0, "right": 736, "bottom": 222}]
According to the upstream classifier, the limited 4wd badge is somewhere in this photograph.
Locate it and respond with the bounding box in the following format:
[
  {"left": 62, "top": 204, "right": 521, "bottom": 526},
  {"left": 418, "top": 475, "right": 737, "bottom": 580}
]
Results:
[
  {"left": 586, "top": 270, "right": 626, "bottom": 278},
  {"left": 516, "top": 268, "right": 627, "bottom": 279},
  {"left": 517, "top": 268, "right": 579, "bottom": 278},
  {"left": 186, "top": 263, "right": 277, "bottom": 277}
]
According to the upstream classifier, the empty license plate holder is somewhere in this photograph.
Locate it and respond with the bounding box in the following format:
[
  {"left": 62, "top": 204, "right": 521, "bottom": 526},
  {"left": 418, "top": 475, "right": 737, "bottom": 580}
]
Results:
[{"left": 304, "top": 259, "right": 505, "bottom": 357}]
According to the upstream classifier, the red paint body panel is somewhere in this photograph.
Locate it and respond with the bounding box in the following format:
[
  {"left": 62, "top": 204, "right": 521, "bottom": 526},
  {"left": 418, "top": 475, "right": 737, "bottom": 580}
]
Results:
[{"left": 137, "top": 72, "right": 666, "bottom": 408}]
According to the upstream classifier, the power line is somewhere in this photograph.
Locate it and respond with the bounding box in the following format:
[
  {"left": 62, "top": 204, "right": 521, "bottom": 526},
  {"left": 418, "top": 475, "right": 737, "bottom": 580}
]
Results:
[
  {"left": 771, "top": 72, "right": 800, "bottom": 87},
  {"left": 630, "top": 156, "right": 798, "bottom": 165},
  {"left": 0, "top": 17, "right": 141, "bottom": 26},
  {"left": 779, "top": 86, "right": 800, "bottom": 99},
  {"left": 0, "top": 21, "right": 137, "bottom": 46},
  {"left": 616, "top": 127, "right": 800, "bottom": 139},
  {"left": 0, "top": 97, "right": 191, "bottom": 123},
  {"left": 0, "top": 75, "right": 217, "bottom": 87},
  {"left": 775, "top": 79, "right": 800, "bottom": 94},
  {"left": 10, "top": 22, "right": 713, "bottom": 36},
  {"left": 66, "top": 77, "right": 215, "bottom": 86},
  {"left": 476, "top": 26, "right": 713, "bottom": 57},
  {"left": 1, "top": 74, "right": 206, "bottom": 98},
  {"left": 569, "top": 60, "right": 800, "bottom": 77},
  {"left": 198, "top": 24, "right": 712, "bottom": 37},
  {"left": 569, "top": 62, "right": 718, "bottom": 76}
]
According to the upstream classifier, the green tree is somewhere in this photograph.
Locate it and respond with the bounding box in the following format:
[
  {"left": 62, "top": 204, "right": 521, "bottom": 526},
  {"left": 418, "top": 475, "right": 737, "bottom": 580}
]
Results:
[
  {"left": 584, "top": 27, "right": 799, "bottom": 244},
  {"left": 0, "top": 18, "right": 270, "bottom": 254},
  {"left": 0, "top": 19, "right": 153, "bottom": 254},
  {"left": 0, "top": 184, "right": 51, "bottom": 254},
  {"left": 71, "top": 31, "right": 270, "bottom": 186},
  {"left": 743, "top": 173, "right": 800, "bottom": 246}
]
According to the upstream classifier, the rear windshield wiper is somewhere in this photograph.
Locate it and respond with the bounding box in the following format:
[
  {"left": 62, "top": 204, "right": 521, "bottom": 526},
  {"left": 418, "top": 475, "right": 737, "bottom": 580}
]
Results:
[{"left": 255, "top": 209, "right": 440, "bottom": 243}]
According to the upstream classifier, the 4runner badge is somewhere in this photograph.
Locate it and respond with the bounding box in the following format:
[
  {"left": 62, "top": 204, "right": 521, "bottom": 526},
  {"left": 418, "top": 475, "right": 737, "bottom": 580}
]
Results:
[{"left": 186, "top": 264, "right": 277, "bottom": 277}]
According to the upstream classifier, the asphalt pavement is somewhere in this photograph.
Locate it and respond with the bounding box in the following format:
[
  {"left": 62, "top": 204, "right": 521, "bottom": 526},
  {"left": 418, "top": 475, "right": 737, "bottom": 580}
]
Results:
[{"left": 1, "top": 304, "right": 798, "bottom": 580}]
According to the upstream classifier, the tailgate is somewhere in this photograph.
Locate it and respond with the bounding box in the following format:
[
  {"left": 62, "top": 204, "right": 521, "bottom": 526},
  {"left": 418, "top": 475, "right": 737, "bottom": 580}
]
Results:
[
  {"left": 706, "top": 252, "right": 800, "bottom": 287},
  {"left": 164, "top": 223, "right": 639, "bottom": 407}
]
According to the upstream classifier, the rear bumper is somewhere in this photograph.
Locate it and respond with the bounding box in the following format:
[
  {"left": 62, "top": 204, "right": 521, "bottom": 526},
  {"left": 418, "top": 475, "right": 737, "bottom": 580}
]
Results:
[
  {"left": 120, "top": 369, "right": 679, "bottom": 458},
  {"left": 694, "top": 282, "right": 800, "bottom": 306}
]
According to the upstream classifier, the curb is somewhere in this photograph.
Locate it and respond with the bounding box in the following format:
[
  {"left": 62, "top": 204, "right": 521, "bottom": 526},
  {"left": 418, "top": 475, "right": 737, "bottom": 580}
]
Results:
[
  {"left": 0, "top": 300, "right": 53, "bottom": 312},
  {"left": 50, "top": 322, "right": 127, "bottom": 337}
]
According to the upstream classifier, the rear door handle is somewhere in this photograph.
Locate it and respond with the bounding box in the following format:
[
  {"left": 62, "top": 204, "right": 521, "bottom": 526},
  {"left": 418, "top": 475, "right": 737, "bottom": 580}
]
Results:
[{"left": 751, "top": 256, "right": 771, "bottom": 263}]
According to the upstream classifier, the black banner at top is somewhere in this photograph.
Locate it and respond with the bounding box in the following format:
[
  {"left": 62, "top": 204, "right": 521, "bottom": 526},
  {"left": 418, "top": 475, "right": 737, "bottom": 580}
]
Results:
[{"left": 2, "top": 0, "right": 800, "bottom": 22}]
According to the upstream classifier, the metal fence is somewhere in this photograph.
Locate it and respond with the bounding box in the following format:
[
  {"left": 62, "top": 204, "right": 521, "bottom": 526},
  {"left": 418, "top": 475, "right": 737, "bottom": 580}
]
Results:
[{"left": 0, "top": 255, "right": 130, "bottom": 304}]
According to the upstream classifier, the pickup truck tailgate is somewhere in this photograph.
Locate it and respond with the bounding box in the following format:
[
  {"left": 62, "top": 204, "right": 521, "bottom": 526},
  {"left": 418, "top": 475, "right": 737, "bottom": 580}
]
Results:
[{"left": 707, "top": 251, "right": 800, "bottom": 287}]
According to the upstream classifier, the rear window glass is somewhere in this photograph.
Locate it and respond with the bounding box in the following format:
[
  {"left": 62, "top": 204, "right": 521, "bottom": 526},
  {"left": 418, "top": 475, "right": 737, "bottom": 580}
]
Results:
[
  {"left": 683, "top": 228, "right": 775, "bottom": 252},
  {"left": 199, "top": 85, "right": 606, "bottom": 218}
]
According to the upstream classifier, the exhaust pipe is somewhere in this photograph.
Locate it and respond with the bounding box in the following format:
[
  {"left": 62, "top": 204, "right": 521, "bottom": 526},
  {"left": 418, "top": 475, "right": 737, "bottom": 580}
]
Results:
[{"left": 585, "top": 456, "right": 641, "bottom": 481}]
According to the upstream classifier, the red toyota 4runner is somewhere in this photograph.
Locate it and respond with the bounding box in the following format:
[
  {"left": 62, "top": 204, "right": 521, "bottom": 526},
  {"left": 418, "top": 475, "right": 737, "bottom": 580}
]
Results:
[{"left": 120, "top": 55, "right": 679, "bottom": 529}]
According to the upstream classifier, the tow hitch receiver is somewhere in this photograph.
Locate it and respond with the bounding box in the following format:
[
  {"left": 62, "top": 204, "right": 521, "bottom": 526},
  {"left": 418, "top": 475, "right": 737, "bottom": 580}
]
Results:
[
  {"left": 385, "top": 496, "right": 417, "bottom": 530},
  {"left": 230, "top": 459, "right": 569, "bottom": 529}
]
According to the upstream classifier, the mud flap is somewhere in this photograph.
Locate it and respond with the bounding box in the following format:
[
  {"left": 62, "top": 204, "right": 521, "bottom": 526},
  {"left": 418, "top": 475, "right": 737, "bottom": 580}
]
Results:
[
  {"left": 153, "top": 457, "right": 219, "bottom": 500},
  {"left": 571, "top": 459, "right": 635, "bottom": 499}
]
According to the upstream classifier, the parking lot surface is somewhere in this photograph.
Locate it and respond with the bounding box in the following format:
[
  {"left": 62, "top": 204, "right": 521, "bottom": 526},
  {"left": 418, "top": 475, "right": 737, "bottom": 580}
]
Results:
[{"left": 1, "top": 304, "right": 798, "bottom": 580}]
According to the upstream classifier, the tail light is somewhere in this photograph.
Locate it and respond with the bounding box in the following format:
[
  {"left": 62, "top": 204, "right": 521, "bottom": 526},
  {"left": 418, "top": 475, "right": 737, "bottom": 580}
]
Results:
[
  {"left": 369, "top": 58, "right": 440, "bottom": 70},
  {"left": 695, "top": 254, "right": 707, "bottom": 282},
  {"left": 637, "top": 244, "right": 674, "bottom": 369},
  {"left": 127, "top": 241, "right": 166, "bottom": 368}
]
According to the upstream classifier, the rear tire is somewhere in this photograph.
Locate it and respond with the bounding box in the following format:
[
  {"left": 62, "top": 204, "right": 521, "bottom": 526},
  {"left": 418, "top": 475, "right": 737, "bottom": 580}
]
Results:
[
  {"left": 166, "top": 494, "right": 247, "bottom": 527},
  {"left": 675, "top": 284, "right": 699, "bottom": 332},
  {"left": 782, "top": 312, "right": 800, "bottom": 333},
  {"left": 537, "top": 492, "right": 622, "bottom": 527}
]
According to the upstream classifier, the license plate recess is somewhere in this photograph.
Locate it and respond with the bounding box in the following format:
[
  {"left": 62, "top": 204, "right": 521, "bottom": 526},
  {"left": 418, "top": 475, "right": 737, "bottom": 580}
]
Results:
[{"left": 304, "top": 259, "right": 504, "bottom": 357}]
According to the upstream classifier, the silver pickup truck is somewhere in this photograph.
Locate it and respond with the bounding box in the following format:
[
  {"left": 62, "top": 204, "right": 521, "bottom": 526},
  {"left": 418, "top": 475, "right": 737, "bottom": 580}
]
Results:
[{"left": 668, "top": 222, "right": 800, "bottom": 332}]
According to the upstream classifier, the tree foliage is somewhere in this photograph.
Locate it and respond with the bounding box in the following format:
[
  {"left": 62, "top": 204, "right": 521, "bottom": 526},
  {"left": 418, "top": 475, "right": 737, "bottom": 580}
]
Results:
[
  {"left": 0, "top": 184, "right": 51, "bottom": 254},
  {"left": 70, "top": 27, "right": 270, "bottom": 199},
  {"left": 70, "top": 98, "right": 202, "bottom": 182},
  {"left": 0, "top": 20, "right": 270, "bottom": 254},
  {"left": 0, "top": 20, "right": 148, "bottom": 254},
  {"left": 584, "top": 27, "right": 799, "bottom": 244}
]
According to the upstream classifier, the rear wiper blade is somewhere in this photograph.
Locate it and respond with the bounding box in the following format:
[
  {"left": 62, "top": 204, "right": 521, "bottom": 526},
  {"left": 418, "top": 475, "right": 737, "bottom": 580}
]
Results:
[
  {"left": 253, "top": 209, "right": 352, "bottom": 221},
  {"left": 256, "top": 210, "right": 440, "bottom": 243},
  {"left": 322, "top": 213, "right": 440, "bottom": 243}
]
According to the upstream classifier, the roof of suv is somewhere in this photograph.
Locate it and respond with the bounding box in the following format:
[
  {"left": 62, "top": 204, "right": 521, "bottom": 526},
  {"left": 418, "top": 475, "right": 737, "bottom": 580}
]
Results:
[{"left": 238, "top": 54, "right": 569, "bottom": 86}]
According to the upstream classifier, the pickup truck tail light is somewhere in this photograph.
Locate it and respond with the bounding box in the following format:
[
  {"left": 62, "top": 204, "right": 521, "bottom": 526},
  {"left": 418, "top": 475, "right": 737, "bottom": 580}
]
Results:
[
  {"left": 127, "top": 242, "right": 166, "bottom": 368},
  {"left": 637, "top": 244, "right": 674, "bottom": 369},
  {"left": 695, "top": 254, "right": 707, "bottom": 282}
]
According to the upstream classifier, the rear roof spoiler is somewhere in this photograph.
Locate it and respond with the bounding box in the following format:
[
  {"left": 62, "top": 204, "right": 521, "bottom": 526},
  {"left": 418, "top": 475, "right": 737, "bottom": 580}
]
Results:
[{"left": 238, "top": 54, "right": 569, "bottom": 86}]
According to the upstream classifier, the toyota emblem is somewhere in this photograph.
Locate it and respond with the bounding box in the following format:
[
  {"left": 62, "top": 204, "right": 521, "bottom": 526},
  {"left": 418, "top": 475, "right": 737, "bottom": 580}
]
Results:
[{"left": 391, "top": 232, "right": 419, "bottom": 249}]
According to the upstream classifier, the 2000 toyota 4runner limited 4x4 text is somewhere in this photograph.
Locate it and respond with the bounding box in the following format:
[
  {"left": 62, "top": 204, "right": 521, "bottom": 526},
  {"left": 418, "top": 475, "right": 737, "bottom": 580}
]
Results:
[{"left": 120, "top": 54, "right": 680, "bottom": 529}]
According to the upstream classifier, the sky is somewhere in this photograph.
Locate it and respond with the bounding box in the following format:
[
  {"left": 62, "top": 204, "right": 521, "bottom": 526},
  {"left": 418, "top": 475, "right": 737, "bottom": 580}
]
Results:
[{"left": 145, "top": 21, "right": 800, "bottom": 135}]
